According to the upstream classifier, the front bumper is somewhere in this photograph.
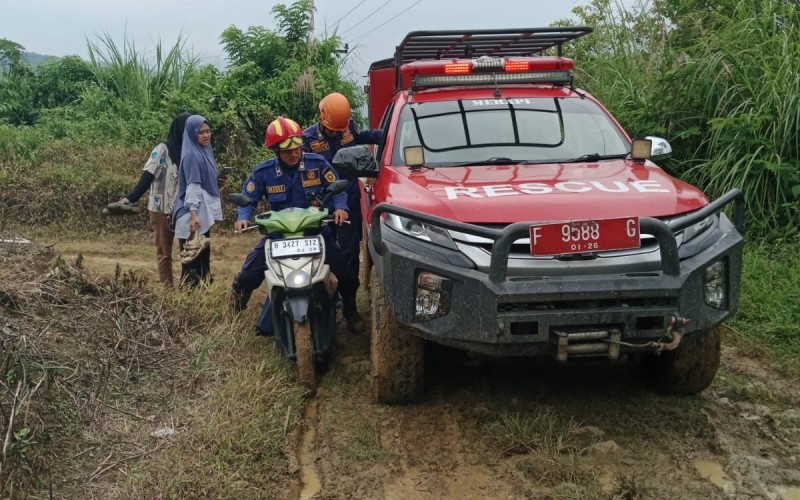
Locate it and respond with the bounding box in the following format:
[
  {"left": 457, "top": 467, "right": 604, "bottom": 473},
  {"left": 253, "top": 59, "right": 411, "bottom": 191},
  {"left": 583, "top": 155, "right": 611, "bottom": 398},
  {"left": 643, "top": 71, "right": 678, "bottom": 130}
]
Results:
[{"left": 369, "top": 190, "right": 745, "bottom": 358}]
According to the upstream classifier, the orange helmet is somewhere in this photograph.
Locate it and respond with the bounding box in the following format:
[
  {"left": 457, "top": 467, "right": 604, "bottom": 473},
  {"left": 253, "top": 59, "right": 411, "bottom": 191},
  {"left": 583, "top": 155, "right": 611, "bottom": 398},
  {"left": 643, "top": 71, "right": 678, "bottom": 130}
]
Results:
[
  {"left": 319, "top": 92, "right": 351, "bottom": 132},
  {"left": 265, "top": 116, "right": 304, "bottom": 150}
]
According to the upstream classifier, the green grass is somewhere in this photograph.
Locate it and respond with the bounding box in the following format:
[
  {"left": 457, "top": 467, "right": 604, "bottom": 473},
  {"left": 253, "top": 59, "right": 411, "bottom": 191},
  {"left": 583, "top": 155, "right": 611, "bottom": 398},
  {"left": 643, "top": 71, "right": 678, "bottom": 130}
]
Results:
[
  {"left": 484, "top": 408, "right": 584, "bottom": 457},
  {"left": 715, "top": 369, "right": 795, "bottom": 409},
  {"left": 728, "top": 240, "right": 800, "bottom": 369}
]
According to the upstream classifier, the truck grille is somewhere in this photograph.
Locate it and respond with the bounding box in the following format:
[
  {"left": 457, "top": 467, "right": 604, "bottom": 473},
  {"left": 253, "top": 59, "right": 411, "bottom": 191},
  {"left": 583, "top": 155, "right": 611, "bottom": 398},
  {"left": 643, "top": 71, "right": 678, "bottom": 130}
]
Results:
[{"left": 497, "top": 296, "right": 675, "bottom": 313}]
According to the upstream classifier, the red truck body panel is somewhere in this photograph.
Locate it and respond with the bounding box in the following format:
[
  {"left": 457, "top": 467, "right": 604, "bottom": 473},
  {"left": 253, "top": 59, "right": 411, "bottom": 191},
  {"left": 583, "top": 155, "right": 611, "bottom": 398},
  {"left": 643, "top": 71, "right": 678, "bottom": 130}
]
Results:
[{"left": 366, "top": 60, "right": 396, "bottom": 129}]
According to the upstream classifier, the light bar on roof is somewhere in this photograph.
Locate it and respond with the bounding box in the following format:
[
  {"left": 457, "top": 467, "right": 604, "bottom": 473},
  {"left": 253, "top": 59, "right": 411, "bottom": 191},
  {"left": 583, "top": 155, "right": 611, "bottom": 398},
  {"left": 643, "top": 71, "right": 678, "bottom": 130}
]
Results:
[{"left": 413, "top": 70, "right": 571, "bottom": 89}]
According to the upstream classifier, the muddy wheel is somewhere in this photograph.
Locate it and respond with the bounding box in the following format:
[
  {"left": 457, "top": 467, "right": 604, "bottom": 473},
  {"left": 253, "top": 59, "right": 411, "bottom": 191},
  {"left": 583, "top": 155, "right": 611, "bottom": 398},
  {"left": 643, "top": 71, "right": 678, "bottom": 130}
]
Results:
[
  {"left": 370, "top": 267, "right": 425, "bottom": 404},
  {"left": 651, "top": 325, "right": 722, "bottom": 394},
  {"left": 294, "top": 320, "right": 317, "bottom": 391}
]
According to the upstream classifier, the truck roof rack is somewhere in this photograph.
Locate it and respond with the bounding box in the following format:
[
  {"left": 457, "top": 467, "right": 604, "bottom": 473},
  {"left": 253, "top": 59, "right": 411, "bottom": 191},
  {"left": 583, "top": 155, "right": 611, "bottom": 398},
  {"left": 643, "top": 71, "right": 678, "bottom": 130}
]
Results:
[{"left": 394, "top": 27, "right": 593, "bottom": 65}]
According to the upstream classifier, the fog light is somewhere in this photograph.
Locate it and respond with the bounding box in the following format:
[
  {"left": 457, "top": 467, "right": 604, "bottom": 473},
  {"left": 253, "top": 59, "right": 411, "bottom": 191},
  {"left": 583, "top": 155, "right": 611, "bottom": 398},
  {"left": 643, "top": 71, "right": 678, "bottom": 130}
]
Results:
[
  {"left": 287, "top": 269, "right": 311, "bottom": 289},
  {"left": 415, "top": 271, "right": 452, "bottom": 321},
  {"left": 704, "top": 260, "right": 726, "bottom": 309}
]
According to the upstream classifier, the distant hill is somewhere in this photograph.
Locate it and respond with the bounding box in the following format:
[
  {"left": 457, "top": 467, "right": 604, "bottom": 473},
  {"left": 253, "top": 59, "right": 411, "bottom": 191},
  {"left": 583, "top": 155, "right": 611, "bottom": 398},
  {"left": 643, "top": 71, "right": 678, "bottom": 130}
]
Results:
[{"left": 23, "top": 52, "right": 59, "bottom": 67}]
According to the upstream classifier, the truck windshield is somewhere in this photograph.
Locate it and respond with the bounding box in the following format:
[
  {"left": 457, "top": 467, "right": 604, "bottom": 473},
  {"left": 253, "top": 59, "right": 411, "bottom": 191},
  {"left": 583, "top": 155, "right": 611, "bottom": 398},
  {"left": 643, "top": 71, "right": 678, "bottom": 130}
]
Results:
[{"left": 391, "top": 97, "right": 630, "bottom": 167}]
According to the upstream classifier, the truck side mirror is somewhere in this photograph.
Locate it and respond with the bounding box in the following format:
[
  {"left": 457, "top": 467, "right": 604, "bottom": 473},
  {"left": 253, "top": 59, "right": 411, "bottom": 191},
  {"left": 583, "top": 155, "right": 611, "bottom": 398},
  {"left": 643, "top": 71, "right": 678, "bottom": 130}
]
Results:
[
  {"left": 646, "top": 136, "right": 673, "bottom": 162},
  {"left": 631, "top": 136, "right": 673, "bottom": 164},
  {"left": 332, "top": 146, "right": 380, "bottom": 179}
]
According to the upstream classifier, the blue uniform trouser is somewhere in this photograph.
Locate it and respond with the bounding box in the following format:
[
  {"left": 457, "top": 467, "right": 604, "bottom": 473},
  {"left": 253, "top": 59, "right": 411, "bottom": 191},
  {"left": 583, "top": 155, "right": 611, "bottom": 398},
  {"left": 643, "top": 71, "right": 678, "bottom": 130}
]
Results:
[
  {"left": 335, "top": 179, "right": 363, "bottom": 281},
  {"left": 231, "top": 232, "right": 360, "bottom": 334}
]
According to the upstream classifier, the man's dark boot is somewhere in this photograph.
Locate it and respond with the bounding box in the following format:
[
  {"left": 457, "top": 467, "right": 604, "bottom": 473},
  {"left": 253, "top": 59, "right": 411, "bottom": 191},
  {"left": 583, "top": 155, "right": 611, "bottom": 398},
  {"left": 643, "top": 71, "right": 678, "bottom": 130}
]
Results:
[
  {"left": 343, "top": 305, "right": 365, "bottom": 335},
  {"left": 229, "top": 287, "right": 250, "bottom": 316}
]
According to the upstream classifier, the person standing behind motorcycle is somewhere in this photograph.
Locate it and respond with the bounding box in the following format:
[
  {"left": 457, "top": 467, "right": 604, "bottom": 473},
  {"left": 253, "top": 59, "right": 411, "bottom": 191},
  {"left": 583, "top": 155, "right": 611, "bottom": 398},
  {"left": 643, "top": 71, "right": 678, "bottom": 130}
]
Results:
[
  {"left": 172, "top": 115, "right": 223, "bottom": 288},
  {"left": 119, "top": 112, "right": 190, "bottom": 287},
  {"left": 230, "top": 116, "right": 365, "bottom": 335},
  {"left": 302, "top": 93, "right": 383, "bottom": 307}
]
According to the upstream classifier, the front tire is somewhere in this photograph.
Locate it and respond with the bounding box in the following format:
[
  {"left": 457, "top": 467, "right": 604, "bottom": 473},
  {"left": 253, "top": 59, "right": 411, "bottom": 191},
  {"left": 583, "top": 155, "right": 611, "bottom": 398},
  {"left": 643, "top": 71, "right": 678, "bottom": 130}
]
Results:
[
  {"left": 369, "top": 267, "right": 425, "bottom": 404},
  {"left": 294, "top": 320, "right": 316, "bottom": 391},
  {"left": 651, "top": 325, "right": 722, "bottom": 394}
]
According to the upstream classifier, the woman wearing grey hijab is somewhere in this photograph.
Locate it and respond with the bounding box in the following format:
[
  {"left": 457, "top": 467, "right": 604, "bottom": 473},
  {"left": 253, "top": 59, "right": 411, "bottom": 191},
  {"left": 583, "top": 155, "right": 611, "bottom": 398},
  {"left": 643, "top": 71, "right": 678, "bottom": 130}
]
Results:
[{"left": 172, "top": 115, "right": 223, "bottom": 287}]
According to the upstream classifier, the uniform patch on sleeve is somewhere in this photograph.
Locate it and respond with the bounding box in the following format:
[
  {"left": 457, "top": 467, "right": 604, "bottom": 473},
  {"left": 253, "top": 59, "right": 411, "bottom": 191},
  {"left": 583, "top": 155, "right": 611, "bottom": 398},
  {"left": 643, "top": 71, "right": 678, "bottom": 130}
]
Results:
[
  {"left": 310, "top": 140, "right": 330, "bottom": 153},
  {"left": 323, "top": 168, "right": 337, "bottom": 183},
  {"left": 267, "top": 184, "right": 286, "bottom": 194},
  {"left": 246, "top": 181, "right": 256, "bottom": 193}
]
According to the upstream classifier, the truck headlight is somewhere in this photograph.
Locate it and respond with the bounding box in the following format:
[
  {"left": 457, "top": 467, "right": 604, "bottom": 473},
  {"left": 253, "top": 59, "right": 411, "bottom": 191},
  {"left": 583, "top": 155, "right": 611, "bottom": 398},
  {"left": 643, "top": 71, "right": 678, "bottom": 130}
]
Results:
[
  {"left": 386, "top": 214, "right": 457, "bottom": 250},
  {"left": 681, "top": 215, "right": 714, "bottom": 243},
  {"left": 415, "top": 271, "right": 452, "bottom": 321},
  {"left": 704, "top": 259, "right": 726, "bottom": 309}
]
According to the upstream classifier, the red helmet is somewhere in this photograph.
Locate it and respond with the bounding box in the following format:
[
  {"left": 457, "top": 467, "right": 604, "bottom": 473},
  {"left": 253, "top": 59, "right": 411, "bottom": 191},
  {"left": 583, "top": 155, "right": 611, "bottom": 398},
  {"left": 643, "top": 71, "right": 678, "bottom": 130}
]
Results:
[
  {"left": 265, "top": 116, "right": 304, "bottom": 150},
  {"left": 319, "top": 92, "right": 351, "bottom": 132}
]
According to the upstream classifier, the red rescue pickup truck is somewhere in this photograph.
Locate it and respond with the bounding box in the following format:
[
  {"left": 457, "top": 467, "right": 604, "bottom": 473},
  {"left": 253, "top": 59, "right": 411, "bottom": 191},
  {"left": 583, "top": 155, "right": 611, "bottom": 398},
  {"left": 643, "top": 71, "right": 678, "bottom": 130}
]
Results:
[{"left": 332, "top": 27, "right": 744, "bottom": 404}]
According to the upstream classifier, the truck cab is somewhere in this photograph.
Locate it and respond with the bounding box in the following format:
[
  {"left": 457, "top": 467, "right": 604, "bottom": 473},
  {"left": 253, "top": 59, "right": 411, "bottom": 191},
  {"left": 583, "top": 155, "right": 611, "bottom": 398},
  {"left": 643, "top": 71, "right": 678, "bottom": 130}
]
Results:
[{"left": 337, "top": 27, "right": 744, "bottom": 404}]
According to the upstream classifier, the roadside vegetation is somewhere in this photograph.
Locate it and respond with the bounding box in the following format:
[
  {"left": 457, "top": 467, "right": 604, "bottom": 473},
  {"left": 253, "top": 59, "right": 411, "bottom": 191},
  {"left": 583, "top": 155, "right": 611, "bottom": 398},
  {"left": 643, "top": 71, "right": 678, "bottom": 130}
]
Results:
[{"left": 1, "top": 0, "right": 798, "bottom": 497}]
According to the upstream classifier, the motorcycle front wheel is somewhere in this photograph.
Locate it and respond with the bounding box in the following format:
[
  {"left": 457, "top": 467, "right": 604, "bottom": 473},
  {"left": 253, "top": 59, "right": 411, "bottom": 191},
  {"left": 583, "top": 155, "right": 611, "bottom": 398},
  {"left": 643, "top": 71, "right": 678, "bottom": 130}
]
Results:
[{"left": 293, "top": 320, "right": 317, "bottom": 391}]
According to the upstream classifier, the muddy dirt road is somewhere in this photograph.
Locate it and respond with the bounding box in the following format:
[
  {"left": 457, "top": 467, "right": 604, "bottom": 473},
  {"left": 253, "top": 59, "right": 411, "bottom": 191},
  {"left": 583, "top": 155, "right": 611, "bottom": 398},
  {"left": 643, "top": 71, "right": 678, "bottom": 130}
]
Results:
[
  {"left": 290, "top": 314, "right": 800, "bottom": 499},
  {"left": 51, "top": 233, "right": 800, "bottom": 500}
]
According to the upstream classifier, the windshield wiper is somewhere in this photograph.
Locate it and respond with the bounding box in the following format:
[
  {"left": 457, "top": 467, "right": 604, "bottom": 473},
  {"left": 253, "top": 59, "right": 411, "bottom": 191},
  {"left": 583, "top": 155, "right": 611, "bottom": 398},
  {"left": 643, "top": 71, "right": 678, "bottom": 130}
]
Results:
[
  {"left": 443, "top": 157, "right": 523, "bottom": 167},
  {"left": 559, "top": 153, "right": 629, "bottom": 163}
]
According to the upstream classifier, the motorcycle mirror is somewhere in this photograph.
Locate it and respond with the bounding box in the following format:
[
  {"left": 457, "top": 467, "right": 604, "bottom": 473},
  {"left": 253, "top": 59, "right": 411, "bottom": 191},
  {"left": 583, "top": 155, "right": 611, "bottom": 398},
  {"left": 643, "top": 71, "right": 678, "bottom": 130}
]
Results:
[
  {"left": 326, "top": 179, "right": 349, "bottom": 195},
  {"left": 227, "top": 193, "right": 256, "bottom": 208},
  {"left": 332, "top": 146, "right": 380, "bottom": 178}
]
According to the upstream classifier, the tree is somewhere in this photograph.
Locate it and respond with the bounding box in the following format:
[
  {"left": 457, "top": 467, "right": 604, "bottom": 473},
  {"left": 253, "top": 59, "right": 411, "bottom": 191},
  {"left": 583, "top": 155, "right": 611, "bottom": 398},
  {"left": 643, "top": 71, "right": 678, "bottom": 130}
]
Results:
[
  {"left": 218, "top": 0, "right": 363, "bottom": 136},
  {"left": 0, "top": 39, "right": 34, "bottom": 124},
  {"left": 32, "top": 56, "right": 94, "bottom": 109}
]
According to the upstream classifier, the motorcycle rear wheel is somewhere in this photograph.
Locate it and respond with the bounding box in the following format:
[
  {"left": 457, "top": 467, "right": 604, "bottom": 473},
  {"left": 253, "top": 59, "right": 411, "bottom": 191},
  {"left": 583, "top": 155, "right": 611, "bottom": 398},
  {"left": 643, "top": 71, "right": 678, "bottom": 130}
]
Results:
[{"left": 294, "top": 320, "right": 317, "bottom": 391}]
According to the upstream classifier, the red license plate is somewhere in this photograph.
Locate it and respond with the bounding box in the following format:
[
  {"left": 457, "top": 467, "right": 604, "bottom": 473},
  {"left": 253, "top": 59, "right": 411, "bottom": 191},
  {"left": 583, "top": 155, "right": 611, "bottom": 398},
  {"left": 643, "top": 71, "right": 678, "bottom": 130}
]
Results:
[{"left": 529, "top": 217, "right": 640, "bottom": 256}]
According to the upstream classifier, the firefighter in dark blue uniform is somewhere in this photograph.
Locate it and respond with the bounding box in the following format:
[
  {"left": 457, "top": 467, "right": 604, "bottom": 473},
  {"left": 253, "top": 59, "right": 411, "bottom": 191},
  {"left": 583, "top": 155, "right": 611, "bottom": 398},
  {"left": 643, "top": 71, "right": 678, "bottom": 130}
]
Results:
[
  {"left": 230, "top": 116, "right": 365, "bottom": 335},
  {"left": 302, "top": 92, "right": 383, "bottom": 292}
]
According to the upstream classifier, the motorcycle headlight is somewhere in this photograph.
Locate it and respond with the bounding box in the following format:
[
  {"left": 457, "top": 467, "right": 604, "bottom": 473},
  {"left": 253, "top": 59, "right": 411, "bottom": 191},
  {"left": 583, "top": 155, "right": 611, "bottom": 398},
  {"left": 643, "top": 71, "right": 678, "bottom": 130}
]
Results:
[
  {"left": 385, "top": 214, "right": 457, "bottom": 250},
  {"left": 680, "top": 215, "right": 715, "bottom": 244}
]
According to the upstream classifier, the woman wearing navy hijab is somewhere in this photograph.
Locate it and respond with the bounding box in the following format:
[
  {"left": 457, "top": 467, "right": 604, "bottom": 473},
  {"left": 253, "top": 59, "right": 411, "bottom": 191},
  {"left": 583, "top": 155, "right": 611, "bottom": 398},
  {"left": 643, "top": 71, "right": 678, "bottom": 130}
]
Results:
[{"left": 172, "top": 115, "right": 223, "bottom": 287}]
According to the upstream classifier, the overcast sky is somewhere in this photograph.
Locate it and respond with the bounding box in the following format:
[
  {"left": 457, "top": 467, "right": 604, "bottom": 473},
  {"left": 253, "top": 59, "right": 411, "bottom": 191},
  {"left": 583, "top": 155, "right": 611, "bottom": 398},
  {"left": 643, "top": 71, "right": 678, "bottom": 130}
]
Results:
[{"left": 1, "top": 0, "right": 588, "bottom": 81}]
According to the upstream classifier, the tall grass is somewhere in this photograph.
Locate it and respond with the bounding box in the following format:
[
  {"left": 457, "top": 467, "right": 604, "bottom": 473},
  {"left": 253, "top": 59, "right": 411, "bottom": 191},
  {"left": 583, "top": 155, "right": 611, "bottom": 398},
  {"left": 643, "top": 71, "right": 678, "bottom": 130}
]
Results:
[
  {"left": 566, "top": 0, "right": 672, "bottom": 138},
  {"left": 675, "top": 2, "right": 800, "bottom": 231},
  {"left": 87, "top": 32, "right": 199, "bottom": 110},
  {"left": 565, "top": 0, "right": 800, "bottom": 232}
]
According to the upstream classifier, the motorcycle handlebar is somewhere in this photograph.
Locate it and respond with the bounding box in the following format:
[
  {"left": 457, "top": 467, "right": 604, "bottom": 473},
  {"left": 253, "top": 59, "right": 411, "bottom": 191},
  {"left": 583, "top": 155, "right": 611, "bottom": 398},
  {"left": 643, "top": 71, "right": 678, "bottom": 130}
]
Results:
[{"left": 233, "top": 219, "right": 350, "bottom": 235}]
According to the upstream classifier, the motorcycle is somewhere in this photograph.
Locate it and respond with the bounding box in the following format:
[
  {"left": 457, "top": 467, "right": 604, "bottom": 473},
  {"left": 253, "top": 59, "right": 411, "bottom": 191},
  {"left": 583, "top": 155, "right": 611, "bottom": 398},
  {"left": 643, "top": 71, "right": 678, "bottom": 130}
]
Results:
[{"left": 228, "top": 180, "right": 349, "bottom": 390}]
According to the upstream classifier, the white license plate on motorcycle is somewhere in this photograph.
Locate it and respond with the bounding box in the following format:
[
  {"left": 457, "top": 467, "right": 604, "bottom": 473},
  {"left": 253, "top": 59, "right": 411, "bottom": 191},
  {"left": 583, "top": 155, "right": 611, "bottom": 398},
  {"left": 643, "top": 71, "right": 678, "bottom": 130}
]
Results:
[{"left": 270, "top": 237, "right": 321, "bottom": 258}]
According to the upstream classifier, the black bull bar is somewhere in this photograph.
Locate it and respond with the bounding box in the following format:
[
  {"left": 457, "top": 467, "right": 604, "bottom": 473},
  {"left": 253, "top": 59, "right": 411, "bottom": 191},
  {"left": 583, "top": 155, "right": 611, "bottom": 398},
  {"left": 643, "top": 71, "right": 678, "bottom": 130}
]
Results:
[{"left": 370, "top": 189, "right": 744, "bottom": 282}]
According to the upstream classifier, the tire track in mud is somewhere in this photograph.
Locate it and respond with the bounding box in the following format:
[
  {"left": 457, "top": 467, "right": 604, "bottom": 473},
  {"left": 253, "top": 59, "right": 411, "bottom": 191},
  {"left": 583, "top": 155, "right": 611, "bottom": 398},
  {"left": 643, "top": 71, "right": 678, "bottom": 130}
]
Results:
[
  {"left": 297, "top": 397, "right": 322, "bottom": 500},
  {"left": 293, "top": 300, "right": 800, "bottom": 499}
]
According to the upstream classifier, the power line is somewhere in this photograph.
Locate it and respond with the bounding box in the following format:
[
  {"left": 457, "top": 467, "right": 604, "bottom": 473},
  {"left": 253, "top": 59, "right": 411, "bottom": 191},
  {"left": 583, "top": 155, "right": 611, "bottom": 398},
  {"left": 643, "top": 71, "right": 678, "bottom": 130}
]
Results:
[
  {"left": 350, "top": 0, "right": 423, "bottom": 42},
  {"left": 339, "top": 0, "right": 393, "bottom": 36},
  {"left": 329, "top": 0, "right": 368, "bottom": 33}
]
